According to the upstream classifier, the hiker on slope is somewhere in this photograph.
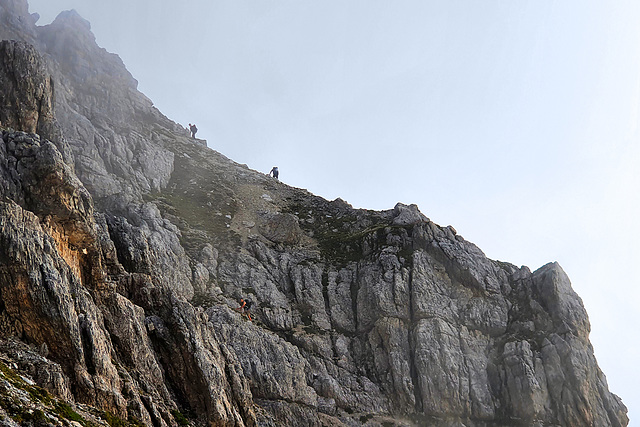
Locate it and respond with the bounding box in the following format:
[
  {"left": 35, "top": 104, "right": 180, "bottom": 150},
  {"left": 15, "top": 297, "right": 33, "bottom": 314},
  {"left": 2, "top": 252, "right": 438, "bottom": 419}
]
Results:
[
  {"left": 235, "top": 298, "right": 253, "bottom": 321},
  {"left": 189, "top": 123, "right": 198, "bottom": 138},
  {"left": 269, "top": 166, "right": 279, "bottom": 180}
]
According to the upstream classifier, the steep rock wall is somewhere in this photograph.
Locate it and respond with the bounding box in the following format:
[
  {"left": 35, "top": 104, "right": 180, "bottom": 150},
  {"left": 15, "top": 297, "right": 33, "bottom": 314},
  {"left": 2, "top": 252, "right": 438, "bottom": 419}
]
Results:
[{"left": 0, "top": 1, "right": 629, "bottom": 426}]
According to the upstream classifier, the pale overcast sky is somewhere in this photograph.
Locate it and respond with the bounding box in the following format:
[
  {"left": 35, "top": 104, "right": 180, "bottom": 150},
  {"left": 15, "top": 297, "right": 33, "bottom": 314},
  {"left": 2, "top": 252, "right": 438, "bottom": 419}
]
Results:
[{"left": 28, "top": 0, "right": 640, "bottom": 421}]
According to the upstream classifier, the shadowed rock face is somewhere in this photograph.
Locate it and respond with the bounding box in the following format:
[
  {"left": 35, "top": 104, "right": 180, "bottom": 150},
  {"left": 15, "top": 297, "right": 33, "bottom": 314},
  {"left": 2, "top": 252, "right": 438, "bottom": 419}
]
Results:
[
  {"left": 0, "top": 0, "right": 629, "bottom": 426},
  {"left": 0, "top": 40, "right": 55, "bottom": 140}
]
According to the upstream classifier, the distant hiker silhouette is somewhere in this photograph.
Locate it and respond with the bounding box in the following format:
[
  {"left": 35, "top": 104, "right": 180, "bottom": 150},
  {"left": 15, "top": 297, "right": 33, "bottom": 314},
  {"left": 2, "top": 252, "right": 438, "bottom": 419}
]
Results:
[
  {"left": 235, "top": 298, "right": 253, "bottom": 321},
  {"left": 189, "top": 123, "right": 198, "bottom": 138},
  {"left": 269, "top": 166, "right": 279, "bottom": 180}
]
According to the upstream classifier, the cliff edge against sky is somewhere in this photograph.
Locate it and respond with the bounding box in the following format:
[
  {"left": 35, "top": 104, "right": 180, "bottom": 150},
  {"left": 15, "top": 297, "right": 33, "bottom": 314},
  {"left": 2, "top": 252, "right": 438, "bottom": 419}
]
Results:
[{"left": 0, "top": 1, "right": 628, "bottom": 426}]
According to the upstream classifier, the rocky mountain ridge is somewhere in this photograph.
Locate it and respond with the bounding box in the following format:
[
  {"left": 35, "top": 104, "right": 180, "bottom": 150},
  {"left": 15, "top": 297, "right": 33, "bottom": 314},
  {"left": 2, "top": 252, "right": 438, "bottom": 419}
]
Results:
[{"left": 0, "top": 1, "right": 628, "bottom": 426}]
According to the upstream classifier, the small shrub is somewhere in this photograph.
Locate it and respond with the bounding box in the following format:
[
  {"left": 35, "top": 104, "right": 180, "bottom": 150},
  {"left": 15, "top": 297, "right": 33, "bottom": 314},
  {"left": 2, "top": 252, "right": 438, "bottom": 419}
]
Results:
[
  {"left": 102, "top": 411, "right": 127, "bottom": 427},
  {"left": 171, "top": 410, "right": 189, "bottom": 426},
  {"left": 55, "top": 402, "right": 84, "bottom": 423}
]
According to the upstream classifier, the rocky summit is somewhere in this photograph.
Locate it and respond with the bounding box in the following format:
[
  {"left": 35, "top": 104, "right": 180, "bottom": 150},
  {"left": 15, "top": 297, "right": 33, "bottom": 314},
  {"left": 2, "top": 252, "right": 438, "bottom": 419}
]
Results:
[{"left": 0, "top": 1, "right": 628, "bottom": 426}]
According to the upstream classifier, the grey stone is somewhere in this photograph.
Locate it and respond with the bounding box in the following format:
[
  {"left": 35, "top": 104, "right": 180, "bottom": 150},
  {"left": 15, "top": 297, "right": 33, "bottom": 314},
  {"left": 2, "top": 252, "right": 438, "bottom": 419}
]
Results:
[{"left": 0, "top": 3, "right": 628, "bottom": 426}]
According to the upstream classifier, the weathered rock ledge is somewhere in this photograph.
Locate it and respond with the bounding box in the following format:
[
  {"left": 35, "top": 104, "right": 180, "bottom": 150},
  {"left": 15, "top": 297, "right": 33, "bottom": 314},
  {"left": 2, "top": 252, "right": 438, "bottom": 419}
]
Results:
[{"left": 0, "top": 1, "right": 628, "bottom": 426}]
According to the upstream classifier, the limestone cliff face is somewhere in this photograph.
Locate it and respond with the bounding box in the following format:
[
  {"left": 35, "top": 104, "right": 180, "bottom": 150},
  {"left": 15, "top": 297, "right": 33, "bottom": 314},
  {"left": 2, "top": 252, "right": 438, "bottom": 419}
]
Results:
[
  {"left": 0, "top": 1, "right": 629, "bottom": 426},
  {"left": 0, "top": 41, "right": 55, "bottom": 140}
]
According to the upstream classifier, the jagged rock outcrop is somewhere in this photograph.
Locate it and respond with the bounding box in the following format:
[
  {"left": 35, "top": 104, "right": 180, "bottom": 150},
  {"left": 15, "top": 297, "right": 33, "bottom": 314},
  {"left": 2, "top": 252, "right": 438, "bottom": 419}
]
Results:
[
  {"left": 0, "top": 40, "right": 55, "bottom": 141},
  {"left": 0, "top": 0, "right": 628, "bottom": 426},
  {"left": 0, "top": 0, "right": 38, "bottom": 43}
]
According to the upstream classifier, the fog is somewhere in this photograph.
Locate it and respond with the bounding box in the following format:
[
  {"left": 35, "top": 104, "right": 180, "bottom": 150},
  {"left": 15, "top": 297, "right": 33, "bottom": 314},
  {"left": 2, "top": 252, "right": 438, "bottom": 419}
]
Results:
[{"left": 28, "top": 1, "right": 640, "bottom": 421}]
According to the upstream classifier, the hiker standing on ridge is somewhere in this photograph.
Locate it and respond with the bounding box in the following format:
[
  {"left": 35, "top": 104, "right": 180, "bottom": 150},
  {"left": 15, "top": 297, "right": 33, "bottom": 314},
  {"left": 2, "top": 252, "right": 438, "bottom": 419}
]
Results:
[
  {"left": 269, "top": 166, "right": 279, "bottom": 180},
  {"left": 235, "top": 298, "right": 253, "bottom": 321},
  {"left": 189, "top": 123, "right": 198, "bottom": 138}
]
